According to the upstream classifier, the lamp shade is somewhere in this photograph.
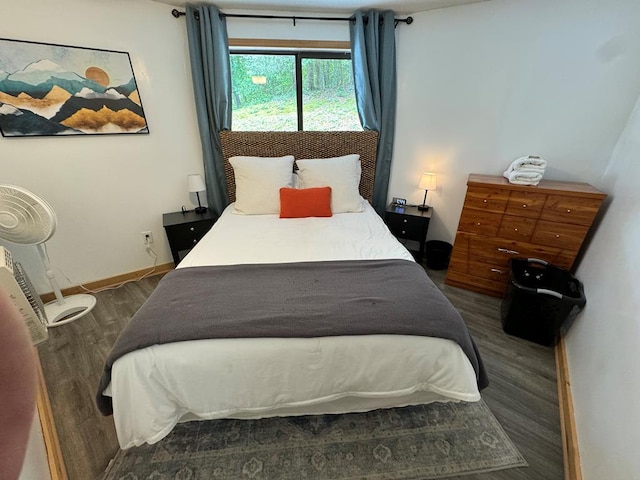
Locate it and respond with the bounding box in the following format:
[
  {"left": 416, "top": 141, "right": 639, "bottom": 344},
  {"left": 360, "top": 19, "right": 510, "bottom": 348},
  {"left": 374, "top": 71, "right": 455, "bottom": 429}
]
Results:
[
  {"left": 418, "top": 172, "right": 437, "bottom": 191},
  {"left": 187, "top": 174, "right": 206, "bottom": 193}
]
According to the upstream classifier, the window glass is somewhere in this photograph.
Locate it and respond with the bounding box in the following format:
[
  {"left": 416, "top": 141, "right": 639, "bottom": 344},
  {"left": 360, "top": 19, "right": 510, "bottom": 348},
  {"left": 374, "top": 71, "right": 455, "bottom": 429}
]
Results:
[
  {"left": 230, "top": 52, "right": 362, "bottom": 131},
  {"left": 301, "top": 57, "right": 361, "bottom": 131},
  {"left": 231, "top": 54, "right": 297, "bottom": 131}
]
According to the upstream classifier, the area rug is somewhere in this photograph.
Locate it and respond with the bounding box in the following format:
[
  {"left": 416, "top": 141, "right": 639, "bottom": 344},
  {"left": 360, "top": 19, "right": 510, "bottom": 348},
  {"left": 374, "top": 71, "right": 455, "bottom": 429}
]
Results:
[{"left": 102, "top": 400, "right": 527, "bottom": 480}]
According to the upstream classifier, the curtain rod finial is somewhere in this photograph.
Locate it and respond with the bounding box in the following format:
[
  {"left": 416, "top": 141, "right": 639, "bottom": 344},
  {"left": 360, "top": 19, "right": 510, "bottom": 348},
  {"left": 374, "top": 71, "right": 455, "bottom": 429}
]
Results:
[
  {"left": 171, "top": 8, "right": 184, "bottom": 18},
  {"left": 406, "top": 16, "right": 413, "bottom": 24}
]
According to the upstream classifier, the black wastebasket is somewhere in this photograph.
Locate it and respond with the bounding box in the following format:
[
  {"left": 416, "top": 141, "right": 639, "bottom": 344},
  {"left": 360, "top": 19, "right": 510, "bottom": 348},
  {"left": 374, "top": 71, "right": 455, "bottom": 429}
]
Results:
[
  {"left": 501, "top": 258, "right": 586, "bottom": 346},
  {"left": 425, "top": 240, "right": 452, "bottom": 270}
]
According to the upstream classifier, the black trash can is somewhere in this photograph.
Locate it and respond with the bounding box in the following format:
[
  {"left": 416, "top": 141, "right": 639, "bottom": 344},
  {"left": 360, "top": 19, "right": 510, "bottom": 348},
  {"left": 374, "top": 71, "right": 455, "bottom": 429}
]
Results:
[
  {"left": 425, "top": 240, "right": 453, "bottom": 270},
  {"left": 501, "top": 258, "right": 586, "bottom": 346}
]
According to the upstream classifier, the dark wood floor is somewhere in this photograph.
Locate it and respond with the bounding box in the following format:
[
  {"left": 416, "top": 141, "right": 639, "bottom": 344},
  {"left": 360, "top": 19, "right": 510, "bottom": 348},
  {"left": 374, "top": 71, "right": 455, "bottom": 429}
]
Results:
[{"left": 36, "top": 266, "right": 562, "bottom": 480}]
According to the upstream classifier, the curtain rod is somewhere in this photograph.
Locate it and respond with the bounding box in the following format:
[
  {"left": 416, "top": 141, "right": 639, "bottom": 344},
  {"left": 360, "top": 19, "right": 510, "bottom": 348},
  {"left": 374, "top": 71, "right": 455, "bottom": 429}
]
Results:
[{"left": 171, "top": 8, "right": 413, "bottom": 26}]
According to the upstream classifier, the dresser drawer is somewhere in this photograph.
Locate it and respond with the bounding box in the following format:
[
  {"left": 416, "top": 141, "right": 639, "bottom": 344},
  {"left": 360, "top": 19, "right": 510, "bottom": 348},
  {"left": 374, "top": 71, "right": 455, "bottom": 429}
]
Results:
[
  {"left": 446, "top": 269, "right": 506, "bottom": 298},
  {"left": 469, "top": 235, "right": 560, "bottom": 265},
  {"left": 531, "top": 220, "right": 589, "bottom": 250},
  {"left": 464, "top": 187, "right": 509, "bottom": 213},
  {"left": 468, "top": 260, "right": 509, "bottom": 296},
  {"left": 165, "top": 221, "right": 214, "bottom": 250},
  {"left": 385, "top": 213, "right": 427, "bottom": 241},
  {"left": 497, "top": 215, "right": 536, "bottom": 241},
  {"left": 458, "top": 209, "right": 502, "bottom": 236},
  {"left": 505, "top": 191, "right": 546, "bottom": 218},
  {"left": 468, "top": 258, "right": 510, "bottom": 284},
  {"left": 540, "top": 195, "right": 602, "bottom": 225}
]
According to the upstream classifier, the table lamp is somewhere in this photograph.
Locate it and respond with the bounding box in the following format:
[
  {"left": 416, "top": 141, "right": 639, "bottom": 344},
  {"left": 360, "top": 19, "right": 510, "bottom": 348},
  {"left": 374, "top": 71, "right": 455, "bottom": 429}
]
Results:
[
  {"left": 187, "top": 174, "right": 207, "bottom": 214},
  {"left": 418, "top": 172, "right": 437, "bottom": 211}
]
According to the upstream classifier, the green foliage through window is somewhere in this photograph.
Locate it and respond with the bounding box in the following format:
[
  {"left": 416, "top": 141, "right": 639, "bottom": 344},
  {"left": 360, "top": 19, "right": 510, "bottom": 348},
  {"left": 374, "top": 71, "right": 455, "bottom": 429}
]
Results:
[{"left": 230, "top": 52, "right": 362, "bottom": 131}]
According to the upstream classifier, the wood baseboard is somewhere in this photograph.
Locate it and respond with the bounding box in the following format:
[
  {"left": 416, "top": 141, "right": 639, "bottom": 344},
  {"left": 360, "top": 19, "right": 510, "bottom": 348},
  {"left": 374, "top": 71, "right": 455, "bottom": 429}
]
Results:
[
  {"left": 556, "top": 338, "right": 582, "bottom": 480},
  {"left": 35, "top": 351, "right": 68, "bottom": 480},
  {"left": 40, "top": 263, "right": 174, "bottom": 304}
]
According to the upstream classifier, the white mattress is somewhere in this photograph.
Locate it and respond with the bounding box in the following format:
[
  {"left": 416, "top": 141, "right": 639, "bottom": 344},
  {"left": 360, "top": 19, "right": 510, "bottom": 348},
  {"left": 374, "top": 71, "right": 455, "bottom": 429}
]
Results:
[{"left": 108, "top": 201, "right": 480, "bottom": 448}]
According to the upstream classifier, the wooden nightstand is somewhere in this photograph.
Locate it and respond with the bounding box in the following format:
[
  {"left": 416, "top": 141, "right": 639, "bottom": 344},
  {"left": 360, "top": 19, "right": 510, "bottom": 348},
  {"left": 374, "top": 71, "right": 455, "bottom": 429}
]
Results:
[
  {"left": 385, "top": 204, "right": 432, "bottom": 260},
  {"left": 162, "top": 210, "right": 217, "bottom": 265}
]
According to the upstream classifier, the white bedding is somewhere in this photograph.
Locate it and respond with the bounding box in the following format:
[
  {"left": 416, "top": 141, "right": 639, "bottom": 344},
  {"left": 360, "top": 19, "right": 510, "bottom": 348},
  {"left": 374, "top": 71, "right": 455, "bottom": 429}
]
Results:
[{"left": 107, "top": 201, "right": 480, "bottom": 449}]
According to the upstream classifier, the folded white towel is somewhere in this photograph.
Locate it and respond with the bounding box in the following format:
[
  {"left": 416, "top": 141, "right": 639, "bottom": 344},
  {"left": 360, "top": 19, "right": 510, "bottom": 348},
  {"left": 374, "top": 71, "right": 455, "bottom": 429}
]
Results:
[
  {"left": 503, "top": 155, "right": 547, "bottom": 176},
  {"left": 505, "top": 170, "right": 543, "bottom": 186}
]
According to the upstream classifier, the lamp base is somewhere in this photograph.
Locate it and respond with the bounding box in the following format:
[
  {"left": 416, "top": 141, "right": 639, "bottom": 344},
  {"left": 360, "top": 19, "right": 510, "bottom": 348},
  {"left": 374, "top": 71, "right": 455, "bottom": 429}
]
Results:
[
  {"left": 417, "top": 204, "right": 430, "bottom": 211},
  {"left": 194, "top": 206, "right": 207, "bottom": 214}
]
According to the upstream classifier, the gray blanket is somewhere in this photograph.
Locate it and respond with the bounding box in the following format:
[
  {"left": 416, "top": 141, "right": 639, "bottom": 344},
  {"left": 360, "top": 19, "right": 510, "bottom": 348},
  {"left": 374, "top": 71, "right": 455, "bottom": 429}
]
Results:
[{"left": 96, "top": 259, "right": 488, "bottom": 415}]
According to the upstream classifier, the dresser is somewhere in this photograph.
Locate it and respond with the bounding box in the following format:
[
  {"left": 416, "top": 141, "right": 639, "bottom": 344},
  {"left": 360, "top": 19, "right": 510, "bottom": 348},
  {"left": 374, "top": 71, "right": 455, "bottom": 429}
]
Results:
[{"left": 445, "top": 174, "right": 606, "bottom": 297}]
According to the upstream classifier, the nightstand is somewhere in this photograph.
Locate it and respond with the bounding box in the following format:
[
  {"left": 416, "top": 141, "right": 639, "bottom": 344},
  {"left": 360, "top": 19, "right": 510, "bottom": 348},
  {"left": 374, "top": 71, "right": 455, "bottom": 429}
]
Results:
[
  {"left": 385, "top": 204, "right": 432, "bottom": 260},
  {"left": 162, "top": 210, "right": 217, "bottom": 265}
]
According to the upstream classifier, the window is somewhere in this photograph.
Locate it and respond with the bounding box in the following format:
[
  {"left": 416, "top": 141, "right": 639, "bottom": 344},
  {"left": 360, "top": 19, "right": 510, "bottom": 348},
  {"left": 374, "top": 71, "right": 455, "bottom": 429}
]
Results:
[{"left": 230, "top": 51, "right": 361, "bottom": 131}]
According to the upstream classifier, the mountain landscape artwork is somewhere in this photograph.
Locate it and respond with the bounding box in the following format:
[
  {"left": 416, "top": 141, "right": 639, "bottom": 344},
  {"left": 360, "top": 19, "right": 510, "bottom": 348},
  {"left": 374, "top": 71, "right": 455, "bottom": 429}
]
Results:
[{"left": 0, "top": 38, "right": 149, "bottom": 137}]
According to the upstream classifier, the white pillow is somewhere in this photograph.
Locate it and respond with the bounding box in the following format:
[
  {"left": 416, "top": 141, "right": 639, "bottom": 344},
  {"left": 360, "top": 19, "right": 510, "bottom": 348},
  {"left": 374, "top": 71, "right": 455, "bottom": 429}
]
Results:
[
  {"left": 295, "top": 154, "right": 364, "bottom": 213},
  {"left": 229, "top": 155, "right": 295, "bottom": 214}
]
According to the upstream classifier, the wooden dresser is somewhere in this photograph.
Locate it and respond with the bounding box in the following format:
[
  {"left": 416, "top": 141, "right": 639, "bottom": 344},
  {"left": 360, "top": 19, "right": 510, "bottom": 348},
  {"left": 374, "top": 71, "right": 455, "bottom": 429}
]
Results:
[{"left": 445, "top": 174, "right": 606, "bottom": 297}]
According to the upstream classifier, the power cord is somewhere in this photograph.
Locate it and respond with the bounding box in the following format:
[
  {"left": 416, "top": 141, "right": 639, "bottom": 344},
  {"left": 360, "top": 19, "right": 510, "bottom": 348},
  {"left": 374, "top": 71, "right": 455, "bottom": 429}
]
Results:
[{"left": 55, "top": 245, "right": 159, "bottom": 295}]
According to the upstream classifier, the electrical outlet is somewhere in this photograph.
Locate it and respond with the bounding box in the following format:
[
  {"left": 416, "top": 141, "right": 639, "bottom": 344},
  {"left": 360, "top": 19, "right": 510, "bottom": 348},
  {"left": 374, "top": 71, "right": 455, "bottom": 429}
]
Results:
[{"left": 142, "top": 231, "right": 153, "bottom": 245}]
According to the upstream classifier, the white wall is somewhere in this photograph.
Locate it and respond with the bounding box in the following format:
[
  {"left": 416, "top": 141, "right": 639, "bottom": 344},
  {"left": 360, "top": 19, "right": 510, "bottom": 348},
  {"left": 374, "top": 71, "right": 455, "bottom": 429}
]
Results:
[
  {"left": 568, "top": 94, "right": 640, "bottom": 479},
  {"left": 225, "top": 8, "right": 350, "bottom": 41},
  {"left": 1, "top": 0, "right": 204, "bottom": 292},
  {"left": 391, "top": 2, "right": 640, "bottom": 478},
  {"left": 392, "top": 0, "right": 640, "bottom": 243},
  {"left": 0, "top": 1, "right": 352, "bottom": 293}
]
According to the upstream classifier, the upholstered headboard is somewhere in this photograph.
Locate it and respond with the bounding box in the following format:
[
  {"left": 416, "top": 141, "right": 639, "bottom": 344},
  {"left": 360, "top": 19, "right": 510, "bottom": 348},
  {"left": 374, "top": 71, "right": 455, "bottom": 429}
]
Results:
[{"left": 219, "top": 131, "right": 378, "bottom": 204}]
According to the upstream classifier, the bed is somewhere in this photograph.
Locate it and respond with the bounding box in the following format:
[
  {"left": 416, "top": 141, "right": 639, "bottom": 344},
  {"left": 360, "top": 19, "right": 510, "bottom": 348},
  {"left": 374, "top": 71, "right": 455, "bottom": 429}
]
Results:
[{"left": 97, "top": 131, "right": 488, "bottom": 449}]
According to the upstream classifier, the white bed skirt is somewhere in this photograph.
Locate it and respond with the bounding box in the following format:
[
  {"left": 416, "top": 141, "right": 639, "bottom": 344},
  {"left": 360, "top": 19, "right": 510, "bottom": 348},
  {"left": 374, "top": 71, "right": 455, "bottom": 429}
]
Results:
[{"left": 108, "top": 334, "right": 479, "bottom": 449}]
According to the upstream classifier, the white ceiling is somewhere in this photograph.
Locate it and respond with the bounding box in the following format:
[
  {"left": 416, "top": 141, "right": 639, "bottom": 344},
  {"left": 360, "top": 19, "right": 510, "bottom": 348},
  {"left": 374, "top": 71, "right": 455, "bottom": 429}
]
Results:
[{"left": 151, "top": 0, "right": 489, "bottom": 15}]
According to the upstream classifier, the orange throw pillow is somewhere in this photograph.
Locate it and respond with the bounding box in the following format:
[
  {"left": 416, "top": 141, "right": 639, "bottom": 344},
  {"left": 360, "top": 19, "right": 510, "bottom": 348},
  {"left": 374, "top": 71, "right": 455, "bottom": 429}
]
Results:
[{"left": 279, "top": 187, "right": 332, "bottom": 218}]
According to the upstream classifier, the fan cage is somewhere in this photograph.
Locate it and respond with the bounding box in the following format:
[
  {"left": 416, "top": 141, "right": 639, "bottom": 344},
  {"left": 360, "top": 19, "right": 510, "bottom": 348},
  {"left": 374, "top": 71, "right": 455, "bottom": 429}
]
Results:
[{"left": 0, "top": 185, "right": 56, "bottom": 245}]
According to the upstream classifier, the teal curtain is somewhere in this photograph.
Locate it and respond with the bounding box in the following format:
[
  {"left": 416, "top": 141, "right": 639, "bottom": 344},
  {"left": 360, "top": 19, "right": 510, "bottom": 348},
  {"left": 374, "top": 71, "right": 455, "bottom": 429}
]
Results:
[
  {"left": 186, "top": 4, "right": 231, "bottom": 215},
  {"left": 350, "top": 10, "right": 397, "bottom": 216}
]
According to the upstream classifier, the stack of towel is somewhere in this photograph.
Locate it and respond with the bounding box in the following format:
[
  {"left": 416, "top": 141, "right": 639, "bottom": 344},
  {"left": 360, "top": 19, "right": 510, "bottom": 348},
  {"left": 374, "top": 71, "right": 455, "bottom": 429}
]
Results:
[{"left": 503, "top": 155, "right": 547, "bottom": 185}]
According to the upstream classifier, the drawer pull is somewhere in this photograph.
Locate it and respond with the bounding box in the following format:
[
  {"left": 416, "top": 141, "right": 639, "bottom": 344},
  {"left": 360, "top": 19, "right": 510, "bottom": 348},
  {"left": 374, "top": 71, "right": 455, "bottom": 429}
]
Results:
[
  {"left": 514, "top": 228, "right": 518, "bottom": 232},
  {"left": 566, "top": 209, "right": 571, "bottom": 213},
  {"left": 522, "top": 204, "right": 527, "bottom": 208},
  {"left": 190, "top": 227, "right": 195, "bottom": 231},
  {"left": 483, "top": 199, "right": 487, "bottom": 203},
  {"left": 476, "top": 222, "right": 481, "bottom": 226},
  {"left": 193, "top": 239, "right": 198, "bottom": 244},
  {"left": 490, "top": 268, "right": 504, "bottom": 274},
  {"left": 498, "top": 247, "right": 519, "bottom": 255},
  {"left": 401, "top": 230, "right": 406, "bottom": 235},
  {"left": 403, "top": 219, "right": 407, "bottom": 223},
  {"left": 555, "top": 234, "right": 560, "bottom": 238}
]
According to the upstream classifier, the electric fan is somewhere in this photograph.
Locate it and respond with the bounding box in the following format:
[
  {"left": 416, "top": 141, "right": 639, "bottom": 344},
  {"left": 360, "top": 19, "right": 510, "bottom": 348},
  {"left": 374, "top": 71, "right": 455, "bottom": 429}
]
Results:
[{"left": 0, "top": 185, "right": 96, "bottom": 327}]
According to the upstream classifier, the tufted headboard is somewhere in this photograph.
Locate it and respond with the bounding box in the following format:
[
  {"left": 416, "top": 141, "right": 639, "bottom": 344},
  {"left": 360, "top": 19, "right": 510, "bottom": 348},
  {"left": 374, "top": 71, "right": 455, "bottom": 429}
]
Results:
[{"left": 219, "top": 130, "right": 378, "bottom": 204}]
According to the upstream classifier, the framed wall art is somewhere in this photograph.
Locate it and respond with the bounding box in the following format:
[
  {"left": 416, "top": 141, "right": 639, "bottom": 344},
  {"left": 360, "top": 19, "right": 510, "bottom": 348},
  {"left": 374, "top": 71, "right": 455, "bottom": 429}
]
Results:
[{"left": 0, "top": 38, "right": 149, "bottom": 137}]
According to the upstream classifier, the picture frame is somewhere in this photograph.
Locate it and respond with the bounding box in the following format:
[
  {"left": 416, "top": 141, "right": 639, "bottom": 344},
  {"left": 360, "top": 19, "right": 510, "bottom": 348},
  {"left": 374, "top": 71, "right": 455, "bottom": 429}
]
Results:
[{"left": 0, "top": 38, "right": 149, "bottom": 137}]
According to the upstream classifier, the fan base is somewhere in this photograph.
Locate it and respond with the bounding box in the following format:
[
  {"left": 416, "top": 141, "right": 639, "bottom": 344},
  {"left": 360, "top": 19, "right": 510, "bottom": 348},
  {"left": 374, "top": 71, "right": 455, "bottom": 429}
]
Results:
[{"left": 45, "top": 294, "right": 97, "bottom": 328}]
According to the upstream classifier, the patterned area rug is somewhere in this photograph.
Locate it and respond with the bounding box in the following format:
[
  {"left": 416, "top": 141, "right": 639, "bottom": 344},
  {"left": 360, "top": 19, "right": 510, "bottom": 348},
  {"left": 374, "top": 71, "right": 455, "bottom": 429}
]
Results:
[{"left": 103, "top": 400, "right": 527, "bottom": 480}]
